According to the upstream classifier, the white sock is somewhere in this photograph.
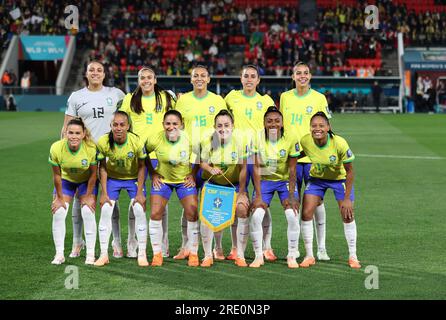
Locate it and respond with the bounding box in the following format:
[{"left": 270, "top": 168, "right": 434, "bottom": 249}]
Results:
[
  {"left": 149, "top": 219, "right": 163, "bottom": 255},
  {"left": 81, "top": 205, "right": 97, "bottom": 258},
  {"left": 230, "top": 218, "right": 237, "bottom": 249},
  {"left": 180, "top": 210, "right": 188, "bottom": 249},
  {"left": 187, "top": 220, "right": 199, "bottom": 255},
  {"left": 52, "top": 203, "right": 69, "bottom": 256},
  {"left": 214, "top": 230, "right": 223, "bottom": 250},
  {"left": 315, "top": 203, "right": 327, "bottom": 252},
  {"left": 344, "top": 220, "right": 357, "bottom": 259},
  {"left": 111, "top": 200, "right": 121, "bottom": 245},
  {"left": 285, "top": 209, "right": 299, "bottom": 258},
  {"left": 200, "top": 222, "right": 214, "bottom": 258},
  {"left": 262, "top": 208, "right": 272, "bottom": 250},
  {"left": 71, "top": 197, "right": 83, "bottom": 245},
  {"left": 250, "top": 208, "right": 265, "bottom": 259},
  {"left": 236, "top": 217, "right": 249, "bottom": 259},
  {"left": 132, "top": 201, "right": 147, "bottom": 255},
  {"left": 301, "top": 220, "right": 314, "bottom": 258},
  {"left": 127, "top": 201, "right": 136, "bottom": 245},
  {"left": 98, "top": 201, "right": 114, "bottom": 256},
  {"left": 162, "top": 204, "right": 169, "bottom": 255}
]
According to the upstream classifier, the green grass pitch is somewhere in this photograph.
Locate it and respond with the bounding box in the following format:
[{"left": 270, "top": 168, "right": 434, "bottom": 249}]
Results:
[{"left": 0, "top": 112, "right": 445, "bottom": 300}]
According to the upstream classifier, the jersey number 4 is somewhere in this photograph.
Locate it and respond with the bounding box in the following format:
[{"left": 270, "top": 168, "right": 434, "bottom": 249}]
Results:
[{"left": 92, "top": 107, "right": 105, "bottom": 118}]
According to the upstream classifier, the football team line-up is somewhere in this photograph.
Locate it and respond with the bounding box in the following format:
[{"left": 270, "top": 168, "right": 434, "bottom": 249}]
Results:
[{"left": 49, "top": 60, "right": 360, "bottom": 270}]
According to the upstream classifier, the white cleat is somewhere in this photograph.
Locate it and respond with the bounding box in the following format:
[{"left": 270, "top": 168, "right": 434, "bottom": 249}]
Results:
[
  {"left": 85, "top": 255, "right": 96, "bottom": 265},
  {"left": 162, "top": 250, "right": 170, "bottom": 258},
  {"left": 112, "top": 239, "right": 123, "bottom": 258},
  {"left": 126, "top": 239, "right": 138, "bottom": 258},
  {"left": 51, "top": 255, "right": 65, "bottom": 265},
  {"left": 69, "top": 240, "right": 85, "bottom": 258},
  {"left": 317, "top": 250, "right": 331, "bottom": 261}
]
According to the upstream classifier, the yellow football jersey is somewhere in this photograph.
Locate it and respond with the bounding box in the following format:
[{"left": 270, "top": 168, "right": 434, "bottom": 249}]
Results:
[
  {"left": 119, "top": 92, "right": 176, "bottom": 159},
  {"left": 97, "top": 132, "right": 147, "bottom": 180},
  {"left": 49, "top": 139, "right": 97, "bottom": 183},
  {"left": 145, "top": 130, "right": 193, "bottom": 184},
  {"left": 280, "top": 88, "right": 331, "bottom": 163},
  {"left": 175, "top": 91, "right": 227, "bottom": 143},
  {"left": 200, "top": 134, "right": 250, "bottom": 185},
  {"left": 254, "top": 134, "right": 300, "bottom": 181},
  {"left": 225, "top": 90, "right": 274, "bottom": 147},
  {"left": 300, "top": 133, "right": 355, "bottom": 180}
]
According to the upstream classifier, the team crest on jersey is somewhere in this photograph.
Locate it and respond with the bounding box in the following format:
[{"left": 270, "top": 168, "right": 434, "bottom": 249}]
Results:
[
  {"left": 81, "top": 159, "right": 88, "bottom": 166},
  {"left": 127, "top": 151, "right": 134, "bottom": 159},
  {"left": 306, "top": 106, "right": 313, "bottom": 114},
  {"left": 180, "top": 150, "right": 187, "bottom": 158},
  {"left": 256, "top": 101, "right": 263, "bottom": 110},
  {"left": 231, "top": 152, "right": 237, "bottom": 160},
  {"left": 209, "top": 106, "right": 215, "bottom": 114},
  {"left": 346, "top": 149, "right": 353, "bottom": 158},
  {"left": 329, "top": 155, "right": 336, "bottom": 163},
  {"left": 279, "top": 149, "right": 286, "bottom": 157},
  {"left": 106, "top": 97, "right": 113, "bottom": 106}
]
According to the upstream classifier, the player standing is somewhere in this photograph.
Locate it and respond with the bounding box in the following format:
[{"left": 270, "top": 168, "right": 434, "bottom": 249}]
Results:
[
  {"left": 119, "top": 66, "right": 176, "bottom": 258},
  {"left": 174, "top": 65, "right": 227, "bottom": 260},
  {"left": 62, "top": 61, "right": 126, "bottom": 259},
  {"left": 225, "top": 64, "right": 277, "bottom": 262}
]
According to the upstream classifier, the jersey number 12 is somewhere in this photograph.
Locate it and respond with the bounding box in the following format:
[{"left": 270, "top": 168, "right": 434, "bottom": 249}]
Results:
[{"left": 92, "top": 107, "right": 104, "bottom": 118}]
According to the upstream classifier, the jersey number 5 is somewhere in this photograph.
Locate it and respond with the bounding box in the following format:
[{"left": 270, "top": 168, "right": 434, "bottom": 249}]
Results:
[{"left": 92, "top": 107, "right": 104, "bottom": 118}]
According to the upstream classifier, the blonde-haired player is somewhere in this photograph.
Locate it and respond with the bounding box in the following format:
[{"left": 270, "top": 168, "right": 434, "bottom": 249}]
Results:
[
  {"left": 174, "top": 65, "right": 227, "bottom": 260},
  {"left": 49, "top": 118, "right": 98, "bottom": 265},
  {"left": 225, "top": 64, "right": 278, "bottom": 262},
  {"left": 119, "top": 66, "right": 176, "bottom": 258},
  {"left": 280, "top": 61, "right": 332, "bottom": 261}
]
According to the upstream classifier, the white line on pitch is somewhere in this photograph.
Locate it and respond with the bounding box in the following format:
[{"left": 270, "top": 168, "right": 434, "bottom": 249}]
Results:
[{"left": 356, "top": 154, "right": 446, "bottom": 160}]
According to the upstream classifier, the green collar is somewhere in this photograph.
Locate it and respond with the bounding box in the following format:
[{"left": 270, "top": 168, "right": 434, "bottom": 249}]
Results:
[
  {"left": 114, "top": 135, "right": 128, "bottom": 148},
  {"left": 67, "top": 140, "right": 82, "bottom": 155},
  {"left": 142, "top": 92, "right": 155, "bottom": 99},
  {"left": 315, "top": 134, "right": 330, "bottom": 150},
  {"left": 164, "top": 132, "right": 182, "bottom": 145},
  {"left": 242, "top": 90, "right": 257, "bottom": 99},
  {"left": 293, "top": 88, "right": 312, "bottom": 99},
  {"left": 193, "top": 91, "right": 209, "bottom": 100}
]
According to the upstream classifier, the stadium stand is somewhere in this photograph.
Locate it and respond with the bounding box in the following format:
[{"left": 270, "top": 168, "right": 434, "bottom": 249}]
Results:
[{"left": 1, "top": 0, "right": 445, "bottom": 111}]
